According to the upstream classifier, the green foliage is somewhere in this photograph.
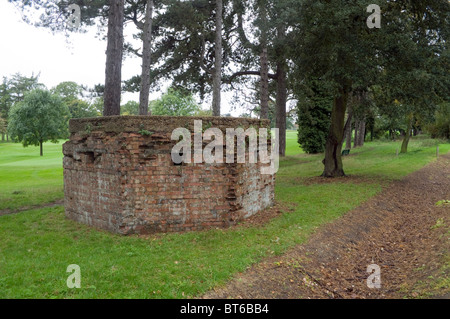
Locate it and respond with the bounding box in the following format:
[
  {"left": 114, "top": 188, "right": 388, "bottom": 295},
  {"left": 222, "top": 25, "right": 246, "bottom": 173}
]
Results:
[
  {"left": 372, "top": 2, "right": 449, "bottom": 145},
  {"left": 11, "top": 0, "right": 450, "bottom": 158},
  {"left": 254, "top": 101, "right": 296, "bottom": 130},
  {"left": 150, "top": 88, "right": 202, "bottom": 116},
  {"left": 51, "top": 81, "right": 83, "bottom": 102},
  {"left": 135, "top": 0, "right": 241, "bottom": 102},
  {"left": 7, "top": 89, "right": 70, "bottom": 154},
  {"left": 120, "top": 101, "right": 140, "bottom": 116},
  {"left": 194, "top": 108, "right": 213, "bottom": 116},
  {"left": 0, "top": 79, "right": 11, "bottom": 121},
  {"left": 435, "top": 200, "right": 450, "bottom": 207},
  {"left": 89, "top": 97, "right": 104, "bottom": 116},
  {"left": 138, "top": 129, "right": 153, "bottom": 136},
  {"left": 138, "top": 124, "right": 153, "bottom": 136},
  {"left": 9, "top": 0, "right": 108, "bottom": 33},
  {"left": 66, "top": 99, "right": 99, "bottom": 119},
  {"left": 426, "top": 103, "right": 450, "bottom": 140},
  {"left": 296, "top": 79, "right": 332, "bottom": 154},
  {"left": 0, "top": 73, "right": 44, "bottom": 122},
  {"left": 148, "top": 0, "right": 220, "bottom": 99},
  {"left": 291, "top": 0, "right": 449, "bottom": 161},
  {"left": 0, "top": 116, "right": 6, "bottom": 134},
  {"left": 292, "top": 0, "right": 384, "bottom": 91},
  {"left": 51, "top": 82, "right": 98, "bottom": 118}
]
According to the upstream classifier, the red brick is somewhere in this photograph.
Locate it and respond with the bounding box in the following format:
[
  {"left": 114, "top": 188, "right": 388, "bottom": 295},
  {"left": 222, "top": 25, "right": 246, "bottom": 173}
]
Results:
[{"left": 63, "top": 117, "right": 275, "bottom": 235}]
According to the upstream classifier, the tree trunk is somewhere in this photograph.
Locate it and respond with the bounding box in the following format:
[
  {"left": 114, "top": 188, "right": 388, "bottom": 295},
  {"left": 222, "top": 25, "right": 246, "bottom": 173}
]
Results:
[
  {"left": 259, "top": 3, "right": 269, "bottom": 120},
  {"left": 212, "top": 0, "right": 223, "bottom": 116},
  {"left": 275, "top": 61, "right": 287, "bottom": 157},
  {"left": 40, "top": 140, "right": 43, "bottom": 157},
  {"left": 322, "top": 84, "right": 349, "bottom": 177},
  {"left": 103, "top": 0, "right": 124, "bottom": 116},
  {"left": 260, "top": 46, "right": 269, "bottom": 119},
  {"left": 354, "top": 118, "right": 360, "bottom": 148},
  {"left": 1, "top": 133, "right": 4, "bottom": 141},
  {"left": 358, "top": 116, "right": 366, "bottom": 147},
  {"left": 343, "top": 104, "right": 353, "bottom": 149},
  {"left": 400, "top": 116, "right": 413, "bottom": 153},
  {"left": 345, "top": 126, "right": 352, "bottom": 150},
  {"left": 275, "top": 23, "right": 287, "bottom": 157},
  {"left": 370, "top": 122, "right": 374, "bottom": 141},
  {"left": 139, "top": 0, "right": 154, "bottom": 115}
]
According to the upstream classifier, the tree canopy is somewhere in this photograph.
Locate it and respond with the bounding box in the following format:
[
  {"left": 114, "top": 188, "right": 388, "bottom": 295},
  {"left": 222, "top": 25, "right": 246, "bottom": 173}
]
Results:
[
  {"left": 8, "top": 0, "right": 450, "bottom": 173},
  {"left": 290, "top": 0, "right": 449, "bottom": 176},
  {"left": 7, "top": 89, "right": 70, "bottom": 156},
  {"left": 150, "top": 88, "right": 203, "bottom": 116},
  {"left": 51, "top": 82, "right": 99, "bottom": 118}
]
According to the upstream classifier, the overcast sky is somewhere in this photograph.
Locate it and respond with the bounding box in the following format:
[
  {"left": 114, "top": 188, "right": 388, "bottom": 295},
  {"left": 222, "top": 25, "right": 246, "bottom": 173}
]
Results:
[{"left": 0, "top": 0, "right": 236, "bottom": 114}]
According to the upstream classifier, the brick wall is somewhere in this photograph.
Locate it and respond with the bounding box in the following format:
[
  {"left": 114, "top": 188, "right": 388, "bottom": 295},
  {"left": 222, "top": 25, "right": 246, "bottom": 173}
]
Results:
[{"left": 63, "top": 116, "right": 275, "bottom": 235}]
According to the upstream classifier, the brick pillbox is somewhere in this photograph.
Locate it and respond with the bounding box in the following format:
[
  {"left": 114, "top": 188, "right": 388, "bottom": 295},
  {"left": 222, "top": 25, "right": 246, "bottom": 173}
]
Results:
[{"left": 63, "top": 116, "right": 276, "bottom": 235}]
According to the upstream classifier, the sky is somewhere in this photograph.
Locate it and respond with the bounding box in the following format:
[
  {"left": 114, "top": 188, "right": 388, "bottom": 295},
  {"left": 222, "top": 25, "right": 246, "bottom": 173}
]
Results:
[{"left": 0, "top": 0, "right": 236, "bottom": 114}]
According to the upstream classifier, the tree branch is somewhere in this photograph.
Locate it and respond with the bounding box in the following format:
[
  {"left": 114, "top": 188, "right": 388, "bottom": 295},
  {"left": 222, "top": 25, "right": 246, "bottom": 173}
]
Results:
[
  {"left": 224, "top": 70, "right": 277, "bottom": 84},
  {"left": 237, "top": 11, "right": 258, "bottom": 51},
  {"left": 199, "top": 37, "right": 213, "bottom": 75}
]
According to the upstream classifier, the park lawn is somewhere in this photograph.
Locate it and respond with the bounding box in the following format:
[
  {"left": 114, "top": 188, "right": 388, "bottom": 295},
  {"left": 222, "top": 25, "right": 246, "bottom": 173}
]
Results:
[
  {"left": 0, "top": 134, "right": 449, "bottom": 298},
  {"left": 284, "top": 130, "right": 304, "bottom": 156},
  {"left": 0, "top": 141, "right": 65, "bottom": 211}
]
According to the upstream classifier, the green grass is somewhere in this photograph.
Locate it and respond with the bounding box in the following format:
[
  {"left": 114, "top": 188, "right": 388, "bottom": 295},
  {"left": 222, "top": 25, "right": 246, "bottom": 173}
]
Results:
[
  {"left": 0, "top": 134, "right": 448, "bottom": 298},
  {"left": 401, "top": 227, "right": 450, "bottom": 299},
  {"left": 0, "top": 141, "right": 65, "bottom": 210},
  {"left": 285, "top": 130, "right": 304, "bottom": 156},
  {"left": 281, "top": 131, "right": 450, "bottom": 181}
]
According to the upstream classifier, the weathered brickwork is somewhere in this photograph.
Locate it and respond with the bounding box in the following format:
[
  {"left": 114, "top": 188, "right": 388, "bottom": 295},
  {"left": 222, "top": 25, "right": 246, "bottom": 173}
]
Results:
[{"left": 63, "top": 116, "right": 275, "bottom": 235}]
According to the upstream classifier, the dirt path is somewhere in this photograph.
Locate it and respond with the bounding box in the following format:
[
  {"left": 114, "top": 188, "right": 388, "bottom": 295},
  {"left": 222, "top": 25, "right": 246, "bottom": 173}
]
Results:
[{"left": 204, "top": 154, "right": 450, "bottom": 299}]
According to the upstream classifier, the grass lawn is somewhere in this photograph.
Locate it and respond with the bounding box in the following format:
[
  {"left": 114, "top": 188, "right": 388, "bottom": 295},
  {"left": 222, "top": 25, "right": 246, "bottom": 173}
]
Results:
[
  {"left": 0, "top": 133, "right": 448, "bottom": 298},
  {"left": 0, "top": 141, "right": 65, "bottom": 211}
]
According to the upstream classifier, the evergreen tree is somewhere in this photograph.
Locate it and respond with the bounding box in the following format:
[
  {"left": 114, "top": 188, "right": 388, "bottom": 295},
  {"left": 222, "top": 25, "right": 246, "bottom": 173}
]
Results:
[
  {"left": 377, "top": 1, "right": 449, "bottom": 152},
  {"left": 11, "top": 0, "right": 157, "bottom": 116},
  {"left": 142, "top": 0, "right": 233, "bottom": 106},
  {"left": 291, "top": 0, "right": 384, "bottom": 177},
  {"left": 0, "top": 116, "right": 6, "bottom": 139},
  {"left": 296, "top": 79, "right": 332, "bottom": 154},
  {"left": 291, "top": 0, "right": 449, "bottom": 176},
  {"left": 228, "top": 0, "right": 297, "bottom": 156}
]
